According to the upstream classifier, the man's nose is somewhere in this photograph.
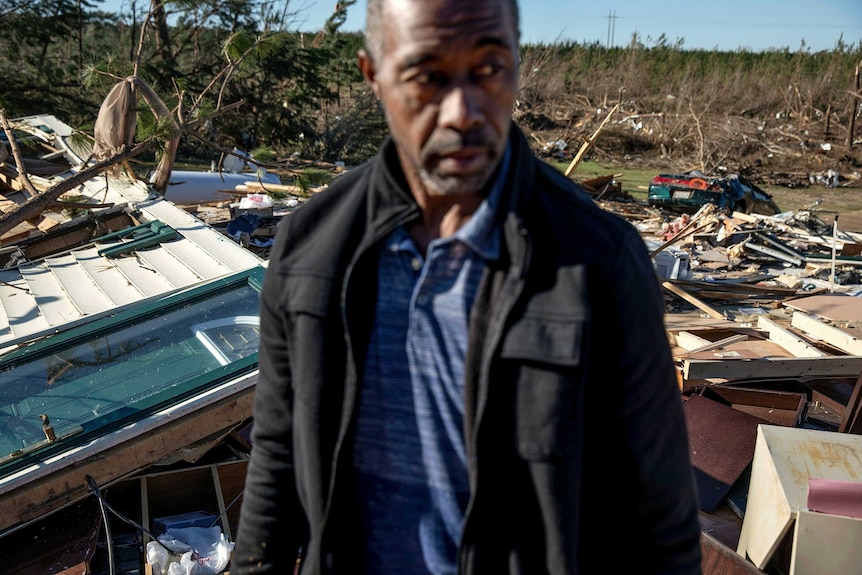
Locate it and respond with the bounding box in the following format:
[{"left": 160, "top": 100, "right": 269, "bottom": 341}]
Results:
[{"left": 439, "top": 84, "right": 483, "bottom": 132}]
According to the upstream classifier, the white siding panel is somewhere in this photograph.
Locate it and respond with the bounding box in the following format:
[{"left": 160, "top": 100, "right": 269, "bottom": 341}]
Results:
[
  {"left": 112, "top": 256, "right": 177, "bottom": 297},
  {"left": 138, "top": 199, "right": 262, "bottom": 270},
  {"left": 19, "top": 264, "right": 83, "bottom": 326},
  {"left": 74, "top": 248, "right": 146, "bottom": 306},
  {"left": 133, "top": 247, "right": 202, "bottom": 287},
  {"left": 45, "top": 253, "right": 112, "bottom": 315},
  {"left": 160, "top": 238, "right": 232, "bottom": 280},
  {"left": 0, "top": 269, "right": 48, "bottom": 340}
]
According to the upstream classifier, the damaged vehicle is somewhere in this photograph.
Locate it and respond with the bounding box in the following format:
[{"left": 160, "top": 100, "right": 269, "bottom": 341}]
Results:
[{"left": 648, "top": 171, "right": 781, "bottom": 215}]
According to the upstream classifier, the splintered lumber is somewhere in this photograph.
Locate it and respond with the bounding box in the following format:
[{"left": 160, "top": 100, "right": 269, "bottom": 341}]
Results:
[
  {"left": 756, "top": 315, "right": 827, "bottom": 358},
  {"left": 682, "top": 355, "right": 862, "bottom": 381},
  {"left": 650, "top": 219, "right": 716, "bottom": 257},
  {"left": 840, "top": 370, "right": 862, "bottom": 433},
  {"left": 675, "top": 331, "right": 713, "bottom": 351},
  {"left": 791, "top": 311, "right": 862, "bottom": 356},
  {"left": 686, "top": 333, "right": 750, "bottom": 354},
  {"left": 662, "top": 281, "right": 726, "bottom": 320},
  {"left": 0, "top": 141, "right": 151, "bottom": 238},
  {"left": 564, "top": 103, "right": 619, "bottom": 177}
]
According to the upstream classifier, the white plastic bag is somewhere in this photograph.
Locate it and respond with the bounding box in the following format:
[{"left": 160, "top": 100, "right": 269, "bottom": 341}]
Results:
[
  {"left": 239, "top": 193, "right": 273, "bottom": 210},
  {"left": 147, "top": 526, "right": 234, "bottom": 574}
]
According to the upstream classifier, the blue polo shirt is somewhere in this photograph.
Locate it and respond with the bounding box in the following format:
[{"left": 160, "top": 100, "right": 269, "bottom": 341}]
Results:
[{"left": 352, "top": 153, "right": 508, "bottom": 575}]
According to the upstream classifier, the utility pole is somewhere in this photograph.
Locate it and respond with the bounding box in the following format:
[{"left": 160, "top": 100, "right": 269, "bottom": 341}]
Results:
[
  {"left": 607, "top": 10, "right": 617, "bottom": 48},
  {"left": 606, "top": 10, "right": 617, "bottom": 48}
]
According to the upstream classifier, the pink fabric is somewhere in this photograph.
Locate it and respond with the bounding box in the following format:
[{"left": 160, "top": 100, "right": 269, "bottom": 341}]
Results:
[{"left": 808, "top": 477, "right": 862, "bottom": 519}]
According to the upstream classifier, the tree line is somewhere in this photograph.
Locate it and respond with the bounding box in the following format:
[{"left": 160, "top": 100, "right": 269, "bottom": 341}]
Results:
[{"left": 2, "top": 0, "right": 861, "bottom": 170}]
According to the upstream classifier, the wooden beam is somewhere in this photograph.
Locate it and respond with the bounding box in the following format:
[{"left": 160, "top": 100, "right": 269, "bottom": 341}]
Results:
[
  {"left": 839, "top": 370, "right": 862, "bottom": 434},
  {"left": 756, "top": 315, "right": 826, "bottom": 358},
  {"left": 675, "top": 331, "right": 714, "bottom": 351},
  {"left": 683, "top": 355, "right": 862, "bottom": 381},
  {"left": 663, "top": 281, "right": 727, "bottom": 320},
  {"left": 791, "top": 311, "right": 862, "bottom": 356},
  {"left": 687, "top": 333, "right": 750, "bottom": 354},
  {"left": 564, "top": 103, "right": 619, "bottom": 177}
]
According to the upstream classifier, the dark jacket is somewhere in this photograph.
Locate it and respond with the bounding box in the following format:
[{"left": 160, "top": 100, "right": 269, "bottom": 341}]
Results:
[{"left": 233, "top": 125, "right": 703, "bottom": 574}]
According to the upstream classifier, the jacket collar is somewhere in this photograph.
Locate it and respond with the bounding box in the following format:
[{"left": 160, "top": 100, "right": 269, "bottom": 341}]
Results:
[{"left": 366, "top": 123, "right": 536, "bottom": 237}]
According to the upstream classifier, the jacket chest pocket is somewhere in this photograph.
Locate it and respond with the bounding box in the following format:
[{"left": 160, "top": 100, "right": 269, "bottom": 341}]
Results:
[
  {"left": 498, "top": 264, "right": 590, "bottom": 461},
  {"left": 500, "top": 314, "right": 587, "bottom": 460}
]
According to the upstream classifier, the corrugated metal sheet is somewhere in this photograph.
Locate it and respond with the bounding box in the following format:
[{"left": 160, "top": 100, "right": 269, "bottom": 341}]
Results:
[{"left": 0, "top": 116, "right": 266, "bottom": 351}]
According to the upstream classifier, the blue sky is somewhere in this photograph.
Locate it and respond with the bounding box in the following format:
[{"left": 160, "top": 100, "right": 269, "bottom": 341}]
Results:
[{"left": 100, "top": 0, "right": 862, "bottom": 52}]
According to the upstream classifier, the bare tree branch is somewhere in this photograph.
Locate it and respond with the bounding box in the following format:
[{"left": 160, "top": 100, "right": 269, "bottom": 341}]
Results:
[
  {"left": 0, "top": 109, "right": 40, "bottom": 198},
  {"left": 0, "top": 141, "right": 154, "bottom": 238}
]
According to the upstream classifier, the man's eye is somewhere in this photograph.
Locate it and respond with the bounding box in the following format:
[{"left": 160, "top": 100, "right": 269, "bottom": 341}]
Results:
[
  {"left": 412, "top": 71, "right": 446, "bottom": 85},
  {"left": 474, "top": 64, "right": 502, "bottom": 78}
]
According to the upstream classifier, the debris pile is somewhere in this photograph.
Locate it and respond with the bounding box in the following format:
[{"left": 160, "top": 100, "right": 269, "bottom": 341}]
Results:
[{"left": 598, "top": 195, "right": 862, "bottom": 574}]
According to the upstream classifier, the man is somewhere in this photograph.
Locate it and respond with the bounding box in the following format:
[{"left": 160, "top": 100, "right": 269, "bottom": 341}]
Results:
[{"left": 232, "top": 0, "right": 703, "bottom": 573}]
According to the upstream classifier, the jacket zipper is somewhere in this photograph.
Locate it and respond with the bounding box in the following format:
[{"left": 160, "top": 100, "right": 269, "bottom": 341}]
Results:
[
  {"left": 459, "top": 218, "right": 530, "bottom": 573},
  {"left": 318, "top": 214, "right": 415, "bottom": 569}
]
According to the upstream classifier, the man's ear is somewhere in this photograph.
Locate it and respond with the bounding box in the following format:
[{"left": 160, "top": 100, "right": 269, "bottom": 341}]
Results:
[{"left": 358, "top": 49, "right": 380, "bottom": 99}]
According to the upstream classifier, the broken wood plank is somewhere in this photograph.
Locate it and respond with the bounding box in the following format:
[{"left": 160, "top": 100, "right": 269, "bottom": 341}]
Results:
[
  {"left": 791, "top": 311, "right": 862, "bottom": 356},
  {"left": 651, "top": 219, "right": 716, "bottom": 257},
  {"left": 839, "top": 370, "right": 862, "bottom": 434},
  {"left": 688, "top": 334, "right": 751, "bottom": 354},
  {"left": 682, "top": 355, "right": 862, "bottom": 381},
  {"left": 564, "top": 103, "right": 619, "bottom": 177},
  {"left": 663, "top": 281, "right": 727, "bottom": 320},
  {"left": 676, "top": 331, "right": 715, "bottom": 351},
  {"left": 756, "top": 315, "right": 827, "bottom": 358}
]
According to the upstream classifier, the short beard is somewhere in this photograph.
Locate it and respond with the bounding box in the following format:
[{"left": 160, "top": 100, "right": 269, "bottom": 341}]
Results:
[
  {"left": 418, "top": 163, "right": 498, "bottom": 196},
  {"left": 416, "top": 128, "right": 500, "bottom": 196}
]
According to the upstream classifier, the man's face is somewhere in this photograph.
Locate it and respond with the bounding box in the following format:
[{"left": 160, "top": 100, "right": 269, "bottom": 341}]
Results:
[{"left": 360, "top": 0, "right": 519, "bottom": 197}]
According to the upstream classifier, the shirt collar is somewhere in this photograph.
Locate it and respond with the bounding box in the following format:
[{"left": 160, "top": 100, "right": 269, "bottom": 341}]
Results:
[{"left": 385, "top": 143, "right": 511, "bottom": 260}]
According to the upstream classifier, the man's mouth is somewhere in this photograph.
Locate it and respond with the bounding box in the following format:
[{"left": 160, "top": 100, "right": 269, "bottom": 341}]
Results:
[{"left": 435, "top": 147, "right": 489, "bottom": 174}]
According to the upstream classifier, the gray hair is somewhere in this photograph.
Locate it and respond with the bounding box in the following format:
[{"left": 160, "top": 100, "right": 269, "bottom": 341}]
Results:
[{"left": 364, "top": 0, "right": 520, "bottom": 64}]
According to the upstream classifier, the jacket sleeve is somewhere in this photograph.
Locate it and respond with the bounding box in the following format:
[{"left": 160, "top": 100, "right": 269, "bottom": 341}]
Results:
[
  {"left": 232, "top": 257, "right": 307, "bottom": 573},
  {"left": 593, "top": 223, "right": 703, "bottom": 574}
]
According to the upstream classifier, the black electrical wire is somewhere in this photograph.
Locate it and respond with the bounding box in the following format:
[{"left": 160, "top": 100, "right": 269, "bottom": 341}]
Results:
[
  {"left": 85, "top": 474, "right": 172, "bottom": 573},
  {"left": 91, "top": 476, "right": 115, "bottom": 575},
  {"left": 207, "top": 490, "right": 245, "bottom": 529}
]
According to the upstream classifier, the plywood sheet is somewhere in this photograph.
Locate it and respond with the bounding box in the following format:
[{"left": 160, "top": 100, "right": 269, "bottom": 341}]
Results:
[
  {"left": 684, "top": 394, "right": 767, "bottom": 512},
  {"left": 784, "top": 294, "right": 862, "bottom": 322}
]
